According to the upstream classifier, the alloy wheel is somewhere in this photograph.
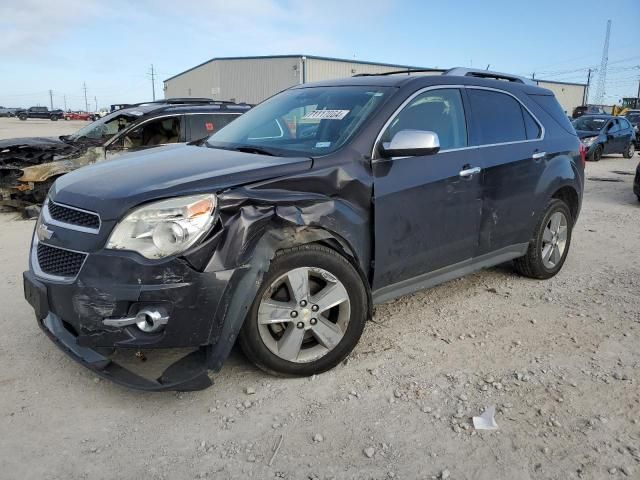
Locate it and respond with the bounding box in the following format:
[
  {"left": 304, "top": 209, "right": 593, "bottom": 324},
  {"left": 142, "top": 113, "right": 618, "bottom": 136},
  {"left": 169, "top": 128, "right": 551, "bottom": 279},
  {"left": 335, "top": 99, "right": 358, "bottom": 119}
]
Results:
[
  {"left": 541, "top": 211, "right": 568, "bottom": 269},
  {"left": 257, "top": 266, "right": 351, "bottom": 363}
]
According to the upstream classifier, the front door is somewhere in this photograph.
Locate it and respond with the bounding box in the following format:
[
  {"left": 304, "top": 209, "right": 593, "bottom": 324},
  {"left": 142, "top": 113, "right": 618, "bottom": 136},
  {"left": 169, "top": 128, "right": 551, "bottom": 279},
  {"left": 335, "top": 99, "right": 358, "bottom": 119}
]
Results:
[{"left": 372, "top": 88, "right": 483, "bottom": 291}]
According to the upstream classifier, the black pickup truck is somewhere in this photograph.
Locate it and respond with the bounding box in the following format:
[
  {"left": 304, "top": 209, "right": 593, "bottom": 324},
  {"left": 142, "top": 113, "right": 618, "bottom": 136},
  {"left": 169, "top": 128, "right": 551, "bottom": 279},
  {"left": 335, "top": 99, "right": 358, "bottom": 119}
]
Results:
[{"left": 16, "top": 106, "right": 65, "bottom": 121}]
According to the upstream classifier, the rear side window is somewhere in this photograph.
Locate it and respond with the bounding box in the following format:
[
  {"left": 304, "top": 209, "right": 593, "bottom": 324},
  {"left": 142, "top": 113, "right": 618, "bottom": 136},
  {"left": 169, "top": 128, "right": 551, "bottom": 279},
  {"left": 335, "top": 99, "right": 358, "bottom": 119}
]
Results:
[
  {"left": 467, "top": 89, "right": 527, "bottom": 144},
  {"left": 523, "top": 108, "right": 542, "bottom": 140},
  {"left": 187, "top": 114, "right": 240, "bottom": 142},
  {"left": 529, "top": 94, "right": 575, "bottom": 134}
]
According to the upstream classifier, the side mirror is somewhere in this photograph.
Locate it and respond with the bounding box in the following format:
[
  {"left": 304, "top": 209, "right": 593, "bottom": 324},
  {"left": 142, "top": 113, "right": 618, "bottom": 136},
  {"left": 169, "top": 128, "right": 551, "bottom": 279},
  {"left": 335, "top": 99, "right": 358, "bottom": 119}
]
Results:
[{"left": 380, "top": 130, "right": 440, "bottom": 157}]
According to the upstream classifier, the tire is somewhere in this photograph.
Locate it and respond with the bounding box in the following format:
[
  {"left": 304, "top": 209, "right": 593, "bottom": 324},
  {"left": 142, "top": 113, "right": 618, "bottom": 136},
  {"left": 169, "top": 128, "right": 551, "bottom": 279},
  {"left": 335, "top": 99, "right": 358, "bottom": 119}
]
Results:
[
  {"left": 591, "top": 144, "right": 603, "bottom": 162},
  {"left": 623, "top": 142, "right": 635, "bottom": 159},
  {"left": 50, "top": 115, "right": 58, "bottom": 121},
  {"left": 18, "top": 114, "right": 27, "bottom": 121},
  {"left": 238, "top": 244, "right": 367, "bottom": 377},
  {"left": 513, "top": 198, "right": 573, "bottom": 280}
]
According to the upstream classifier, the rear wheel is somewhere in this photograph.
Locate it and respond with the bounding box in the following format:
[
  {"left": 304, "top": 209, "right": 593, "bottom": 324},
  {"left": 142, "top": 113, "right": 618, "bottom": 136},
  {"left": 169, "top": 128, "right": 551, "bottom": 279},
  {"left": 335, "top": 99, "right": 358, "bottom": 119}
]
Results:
[
  {"left": 238, "top": 244, "right": 367, "bottom": 377},
  {"left": 50, "top": 114, "right": 58, "bottom": 121},
  {"left": 623, "top": 142, "right": 635, "bottom": 159},
  {"left": 18, "top": 114, "right": 27, "bottom": 121},
  {"left": 514, "top": 198, "right": 573, "bottom": 279},
  {"left": 591, "top": 144, "right": 603, "bottom": 162}
]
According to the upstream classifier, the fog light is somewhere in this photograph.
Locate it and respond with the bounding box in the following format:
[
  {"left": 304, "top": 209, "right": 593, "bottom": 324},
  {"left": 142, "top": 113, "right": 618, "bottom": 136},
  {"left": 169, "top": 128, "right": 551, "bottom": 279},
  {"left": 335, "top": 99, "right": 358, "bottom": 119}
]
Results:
[{"left": 135, "top": 309, "right": 168, "bottom": 333}]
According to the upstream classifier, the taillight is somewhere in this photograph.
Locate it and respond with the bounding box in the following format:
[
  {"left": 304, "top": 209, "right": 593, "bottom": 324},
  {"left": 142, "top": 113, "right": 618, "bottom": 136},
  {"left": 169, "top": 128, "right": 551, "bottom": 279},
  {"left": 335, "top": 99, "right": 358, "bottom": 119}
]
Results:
[{"left": 579, "top": 143, "right": 586, "bottom": 167}]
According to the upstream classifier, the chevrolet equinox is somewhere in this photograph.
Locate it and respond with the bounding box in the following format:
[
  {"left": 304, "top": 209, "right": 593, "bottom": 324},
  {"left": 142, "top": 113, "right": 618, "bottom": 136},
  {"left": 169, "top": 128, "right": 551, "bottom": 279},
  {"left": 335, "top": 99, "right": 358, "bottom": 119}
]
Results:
[{"left": 23, "top": 68, "right": 585, "bottom": 390}]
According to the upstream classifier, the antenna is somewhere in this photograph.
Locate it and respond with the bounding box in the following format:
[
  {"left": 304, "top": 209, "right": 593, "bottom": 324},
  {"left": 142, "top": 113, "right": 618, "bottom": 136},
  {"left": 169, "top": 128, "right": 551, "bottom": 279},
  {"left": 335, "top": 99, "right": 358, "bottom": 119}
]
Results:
[{"left": 593, "top": 19, "right": 611, "bottom": 104}]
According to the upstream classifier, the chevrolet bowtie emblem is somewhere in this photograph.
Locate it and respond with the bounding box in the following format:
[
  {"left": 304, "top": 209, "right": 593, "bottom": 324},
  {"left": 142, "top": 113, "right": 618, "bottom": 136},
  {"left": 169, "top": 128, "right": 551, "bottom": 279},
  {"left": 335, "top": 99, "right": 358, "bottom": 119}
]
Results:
[{"left": 37, "top": 223, "right": 54, "bottom": 241}]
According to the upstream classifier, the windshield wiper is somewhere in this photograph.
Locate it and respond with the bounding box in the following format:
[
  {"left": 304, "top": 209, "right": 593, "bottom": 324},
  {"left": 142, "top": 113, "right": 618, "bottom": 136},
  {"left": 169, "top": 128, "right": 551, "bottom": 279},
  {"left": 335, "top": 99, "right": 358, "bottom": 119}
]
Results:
[{"left": 232, "top": 145, "right": 277, "bottom": 156}]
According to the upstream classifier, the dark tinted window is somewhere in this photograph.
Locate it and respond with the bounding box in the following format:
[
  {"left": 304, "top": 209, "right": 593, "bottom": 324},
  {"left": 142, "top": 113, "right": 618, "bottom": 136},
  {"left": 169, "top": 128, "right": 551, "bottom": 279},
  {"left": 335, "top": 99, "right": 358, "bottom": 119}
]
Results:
[
  {"left": 468, "top": 89, "right": 526, "bottom": 144},
  {"left": 607, "top": 119, "right": 620, "bottom": 133},
  {"left": 382, "top": 88, "right": 467, "bottom": 150},
  {"left": 120, "top": 116, "right": 183, "bottom": 148},
  {"left": 187, "top": 113, "right": 240, "bottom": 142},
  {"left": 529, "top": 94, "right": 574, "bottom": 134},
  {"left": 522, "top": 108, "right": 542, "bottom": 140}
]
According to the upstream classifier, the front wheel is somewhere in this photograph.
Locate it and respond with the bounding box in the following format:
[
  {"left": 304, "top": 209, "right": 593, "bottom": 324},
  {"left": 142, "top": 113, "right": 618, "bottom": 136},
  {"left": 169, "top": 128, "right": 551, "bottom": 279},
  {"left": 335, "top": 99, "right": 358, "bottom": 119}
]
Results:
[
  {"left": 18, "top": 114, "right": 27, "bottom": 121},
  {"left": 50, "top": 115, "right": 58, "bottom": 121},
  {"left": 623, "top": 142, "right": 635, "bottom": 159},
  {"left": 239, "top": 244, "right": 367, "bottom": 377},
  {"left": 591, "top": 144, "right": 603, "bottom": 162},
  {"left": 513, "top": 198, "right": 573, "bottom": 279}
]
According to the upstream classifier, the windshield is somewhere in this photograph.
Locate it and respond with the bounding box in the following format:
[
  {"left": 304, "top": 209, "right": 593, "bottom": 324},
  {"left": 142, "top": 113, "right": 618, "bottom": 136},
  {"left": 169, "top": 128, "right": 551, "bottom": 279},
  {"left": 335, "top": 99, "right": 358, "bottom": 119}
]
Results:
[
  {"left": 206, "top": 86, "right": 392, "bottom": 156},
  {"left": 68, "top": 110, "right": 142, "bottom": 141},
  {"left": 572, "top": 117, "right": 608, "bottom": 132}
]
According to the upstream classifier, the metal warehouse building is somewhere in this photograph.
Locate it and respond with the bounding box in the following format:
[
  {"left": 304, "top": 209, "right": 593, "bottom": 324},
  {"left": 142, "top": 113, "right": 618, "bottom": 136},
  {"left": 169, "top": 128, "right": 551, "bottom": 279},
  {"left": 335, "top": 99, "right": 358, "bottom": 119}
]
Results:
[{"left": 163, "top": 55, "right": 586, "bottom": 113}]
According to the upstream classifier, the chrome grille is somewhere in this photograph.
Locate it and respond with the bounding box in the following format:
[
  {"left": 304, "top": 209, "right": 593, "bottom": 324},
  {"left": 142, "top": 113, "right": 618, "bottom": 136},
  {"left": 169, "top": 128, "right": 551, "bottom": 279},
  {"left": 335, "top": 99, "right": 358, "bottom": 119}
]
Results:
[
  {"left": 48, "top": 201, "right": 100, "bottom": 230},
  {"left": 36, "top": 243, "right": 87, "bottom": 278}
]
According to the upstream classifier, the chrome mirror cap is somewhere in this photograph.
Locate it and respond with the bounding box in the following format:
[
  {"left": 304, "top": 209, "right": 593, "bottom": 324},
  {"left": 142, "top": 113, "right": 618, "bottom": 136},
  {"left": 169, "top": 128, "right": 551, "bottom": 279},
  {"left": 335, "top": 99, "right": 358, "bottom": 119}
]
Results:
[{"left": 381, "top": 129, "right": 440, "bottom": 157}]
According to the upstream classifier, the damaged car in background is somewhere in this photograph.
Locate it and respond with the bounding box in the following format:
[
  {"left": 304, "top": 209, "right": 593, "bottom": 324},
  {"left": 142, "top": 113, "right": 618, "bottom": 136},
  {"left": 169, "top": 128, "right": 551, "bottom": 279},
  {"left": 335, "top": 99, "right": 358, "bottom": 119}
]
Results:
[
  {"left": 23, "top": 68, "right": 584, "bottom": 391},
  {"left": 0, "top": 98, "right": 250, "bottom": 212}
]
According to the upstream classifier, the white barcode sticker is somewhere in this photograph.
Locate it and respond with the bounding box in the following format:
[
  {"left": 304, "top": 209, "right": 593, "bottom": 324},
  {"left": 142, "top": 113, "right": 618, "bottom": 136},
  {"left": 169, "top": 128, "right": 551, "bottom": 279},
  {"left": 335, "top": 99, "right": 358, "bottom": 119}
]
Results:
[{"left": 303, "top": 109, "right": 350, "bottom": 120}]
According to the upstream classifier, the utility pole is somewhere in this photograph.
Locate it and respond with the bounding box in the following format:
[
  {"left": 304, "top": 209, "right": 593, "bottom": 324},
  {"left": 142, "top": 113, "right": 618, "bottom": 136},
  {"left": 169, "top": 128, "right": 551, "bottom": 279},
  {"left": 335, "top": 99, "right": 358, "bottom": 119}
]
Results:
[
  {"left": 584, "top": 68, "right": 592, "bottom": 106},
  {"left": 63, "top": 95, "right": 67, "bottom": 111},
  {"left": 83, "top": 82, "right": 89, "bottom": 112},
  {"left": 150, "top": 64, "right": 156, "bottom": 101},
  {"left": 49, "top": 90, "right": 53, "bottom": 110},
  {"left": 94, "top": 96, "right": 97, "bottom": 112}
]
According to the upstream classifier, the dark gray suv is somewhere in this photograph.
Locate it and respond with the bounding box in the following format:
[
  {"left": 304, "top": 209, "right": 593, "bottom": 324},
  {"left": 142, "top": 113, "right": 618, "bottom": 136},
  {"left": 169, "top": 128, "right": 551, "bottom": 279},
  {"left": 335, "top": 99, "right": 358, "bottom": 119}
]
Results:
[{"left": 23, "top": 68, "right": 584, "bottom": 390}]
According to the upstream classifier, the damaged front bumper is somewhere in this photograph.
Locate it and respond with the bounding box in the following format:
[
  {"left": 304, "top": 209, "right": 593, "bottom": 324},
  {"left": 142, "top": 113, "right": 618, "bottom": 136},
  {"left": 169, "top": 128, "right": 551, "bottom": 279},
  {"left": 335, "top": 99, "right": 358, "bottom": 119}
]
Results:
[{"left": 23, "top": 241, "right": 249, "bottom": 391}]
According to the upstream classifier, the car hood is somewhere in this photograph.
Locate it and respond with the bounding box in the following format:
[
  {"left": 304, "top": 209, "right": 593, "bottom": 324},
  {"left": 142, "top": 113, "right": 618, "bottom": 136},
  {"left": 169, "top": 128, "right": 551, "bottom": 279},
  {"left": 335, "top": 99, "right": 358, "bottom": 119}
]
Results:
[
  {"left": 0, "top": 136, "right": 84, "bottom": 166},
  {"left": 575, "top": 130, "right": 600, "bottom": 139},
  {"left": 0, "top": 136, "right": 67, "bottom": 150},
  {"left": 51, "top": 144, "right": 313, "bottom": 220}
]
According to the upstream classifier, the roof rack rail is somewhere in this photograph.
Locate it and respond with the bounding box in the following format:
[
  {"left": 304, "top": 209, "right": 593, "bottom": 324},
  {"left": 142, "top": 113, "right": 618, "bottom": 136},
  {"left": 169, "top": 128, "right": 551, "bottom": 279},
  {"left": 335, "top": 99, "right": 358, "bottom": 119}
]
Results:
[
  {"left": 443, "top": 68, "right": 536, "bottom": 86},
  {"left": 353, "top": 68, "right": 443, "bottom": 77}
]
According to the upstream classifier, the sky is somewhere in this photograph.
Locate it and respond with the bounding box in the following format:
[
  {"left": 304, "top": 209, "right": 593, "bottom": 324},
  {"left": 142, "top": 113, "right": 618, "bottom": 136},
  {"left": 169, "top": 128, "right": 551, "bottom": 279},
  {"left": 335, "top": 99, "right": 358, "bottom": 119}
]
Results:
[{"left": 1, "top": 0, "right": 638, "bottom": 111}]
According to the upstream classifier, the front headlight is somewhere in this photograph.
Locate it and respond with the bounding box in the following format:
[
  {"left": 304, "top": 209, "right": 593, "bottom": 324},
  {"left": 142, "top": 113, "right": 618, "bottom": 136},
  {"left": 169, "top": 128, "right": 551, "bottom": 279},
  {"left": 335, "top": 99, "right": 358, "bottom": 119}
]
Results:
[
  {"left": 581, "top": 136, "right": 598, "bottom": 147},
  {"left": 106, "top": 194, "right": 216, "bottom": 259}
]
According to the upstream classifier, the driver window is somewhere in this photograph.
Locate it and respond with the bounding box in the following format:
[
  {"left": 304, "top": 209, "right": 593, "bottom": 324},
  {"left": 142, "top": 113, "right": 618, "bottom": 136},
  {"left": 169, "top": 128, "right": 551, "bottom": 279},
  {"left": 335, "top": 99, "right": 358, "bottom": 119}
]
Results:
[
  {"left": 381, "top": 89, "right": 467, "bottom": 150},
  {"left": 122, "top": 116, "right": 183, "bottom": 148},
  {"left": 607, "top": 119, "right": 619, "bottom": 133}
]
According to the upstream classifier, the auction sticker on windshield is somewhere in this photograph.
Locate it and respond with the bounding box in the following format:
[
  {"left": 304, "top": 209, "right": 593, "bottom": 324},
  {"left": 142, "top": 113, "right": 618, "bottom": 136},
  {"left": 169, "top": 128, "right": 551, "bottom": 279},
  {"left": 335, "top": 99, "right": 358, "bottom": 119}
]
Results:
[{"left": 303, "top": 109, "right": 350, "bottom": 120}]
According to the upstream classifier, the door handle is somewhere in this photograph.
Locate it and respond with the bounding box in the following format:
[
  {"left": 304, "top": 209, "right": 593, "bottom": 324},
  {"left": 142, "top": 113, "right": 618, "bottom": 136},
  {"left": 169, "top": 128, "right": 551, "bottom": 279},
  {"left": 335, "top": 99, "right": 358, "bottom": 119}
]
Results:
[
  {"left": 459, "top": 166, "right": 481, "bottom": 178},
  {"left": 532, "top": 151, "right": 546, "bottom": 160}
]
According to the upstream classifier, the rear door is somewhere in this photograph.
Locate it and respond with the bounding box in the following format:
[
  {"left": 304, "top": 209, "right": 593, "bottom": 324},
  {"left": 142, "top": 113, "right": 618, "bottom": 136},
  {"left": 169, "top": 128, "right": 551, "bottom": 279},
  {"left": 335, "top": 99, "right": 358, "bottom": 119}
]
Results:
[
  {"left": 465, "top": 87, "right": 546, "bottom": 255},
  {"left": 186, "top": 113, "right": 241, "bottom": 142},
  {"left": 372, "top": 87, "right": 483, "bottom": 290}
]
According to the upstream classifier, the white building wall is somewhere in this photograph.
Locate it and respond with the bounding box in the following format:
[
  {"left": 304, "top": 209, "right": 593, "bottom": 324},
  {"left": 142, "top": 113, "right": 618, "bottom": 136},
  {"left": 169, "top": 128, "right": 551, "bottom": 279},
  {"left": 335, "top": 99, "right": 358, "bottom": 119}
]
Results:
[{"left": 536, "top": 81, "right": 586, "bottom": 114}]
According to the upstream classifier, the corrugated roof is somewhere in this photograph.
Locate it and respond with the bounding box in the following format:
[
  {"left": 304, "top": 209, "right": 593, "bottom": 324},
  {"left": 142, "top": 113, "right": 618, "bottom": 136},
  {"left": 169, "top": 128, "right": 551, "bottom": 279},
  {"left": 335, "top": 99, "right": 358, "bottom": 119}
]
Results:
[
  {"left": 163, "top": 55, "right": 430, "bottom": 82},
  {"left": 163, "top": 54, "right": 586, "bottom": 87}
]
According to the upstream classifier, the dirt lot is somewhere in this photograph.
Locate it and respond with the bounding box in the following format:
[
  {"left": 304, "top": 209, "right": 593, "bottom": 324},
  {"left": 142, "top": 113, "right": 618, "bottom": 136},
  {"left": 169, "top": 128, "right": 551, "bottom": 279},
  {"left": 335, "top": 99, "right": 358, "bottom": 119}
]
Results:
[{"left": 0, "top": 117, "right": 638, "bottom": 480}]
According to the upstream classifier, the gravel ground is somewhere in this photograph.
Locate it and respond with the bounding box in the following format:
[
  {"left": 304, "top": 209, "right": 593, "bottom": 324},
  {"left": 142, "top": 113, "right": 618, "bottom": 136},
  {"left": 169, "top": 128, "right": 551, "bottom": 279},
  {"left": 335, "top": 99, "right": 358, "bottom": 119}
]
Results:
[{"left": 0, "top": 118, "right": 639, "bottom": 479}]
